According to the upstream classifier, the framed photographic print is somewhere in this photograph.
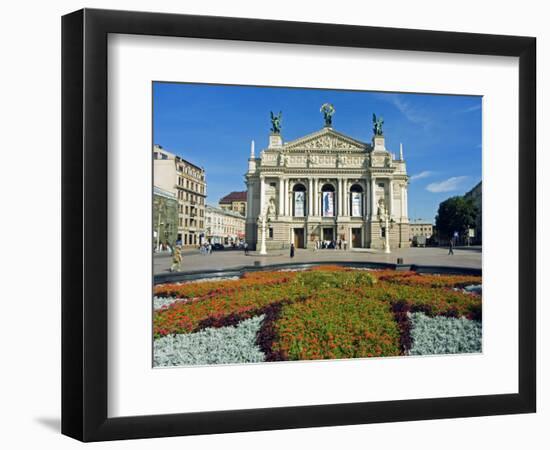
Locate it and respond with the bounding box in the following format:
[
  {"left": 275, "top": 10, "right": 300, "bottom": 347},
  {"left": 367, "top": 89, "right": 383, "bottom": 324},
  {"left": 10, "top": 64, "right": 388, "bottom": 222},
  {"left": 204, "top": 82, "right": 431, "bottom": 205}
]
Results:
[{"left": 62, "top": 8, "right": 536, "bottom": 442}]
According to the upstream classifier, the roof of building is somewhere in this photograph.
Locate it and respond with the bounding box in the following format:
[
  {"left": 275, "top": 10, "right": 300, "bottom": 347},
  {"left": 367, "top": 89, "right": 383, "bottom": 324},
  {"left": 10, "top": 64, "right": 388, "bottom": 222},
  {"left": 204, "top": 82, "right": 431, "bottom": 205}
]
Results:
[
  {"left": 206, "top": 204, "right": 246, "bottom": 219},
  {"left": 153, "top": 186, "right": 177, "bottom": 200},
  {"left": 153, "top": 144, "right": 204, "bottom": 172},
  {"left": 219, "top": 191, "right": 247, "bottom": 204}
]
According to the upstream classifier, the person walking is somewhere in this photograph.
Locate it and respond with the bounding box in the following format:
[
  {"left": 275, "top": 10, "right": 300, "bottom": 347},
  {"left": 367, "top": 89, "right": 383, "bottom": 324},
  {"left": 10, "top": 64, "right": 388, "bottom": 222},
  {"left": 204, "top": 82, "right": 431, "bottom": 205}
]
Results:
[
  {"left": 170, "top": 245, "right": 182, "bottom": 272},
  {"left": 244, "top": 241, "right": 249, "bottom": 255},
  {"left": 290, "top": 242, "right": 295, "bottom": 258},
  {"left": 448, "top": 238, "right": 454, "bottom": 255},
  {"left": 208, "top": 242, "right": 213, "bottom": 255}
]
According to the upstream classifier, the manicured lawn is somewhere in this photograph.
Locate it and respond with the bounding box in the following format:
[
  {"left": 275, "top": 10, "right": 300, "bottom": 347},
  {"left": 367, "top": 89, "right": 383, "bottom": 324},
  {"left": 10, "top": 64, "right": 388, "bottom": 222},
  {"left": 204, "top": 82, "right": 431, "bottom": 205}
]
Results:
[{"left": 153, "top": 266, "right": 482, "bottom": 366}]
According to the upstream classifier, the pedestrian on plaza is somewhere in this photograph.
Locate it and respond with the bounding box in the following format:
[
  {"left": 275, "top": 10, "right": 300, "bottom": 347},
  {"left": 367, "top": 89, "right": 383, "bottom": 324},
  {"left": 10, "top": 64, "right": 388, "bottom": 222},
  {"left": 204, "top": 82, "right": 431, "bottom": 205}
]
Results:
[
  {"left": 208, "top": 243, "right": 213, "bottom": 255},
  {"left": 448, "top": 238, "right": 454, "bottom": 255},
  {"left": 290, "top": 243, "right": 295, "bottom": 258},
  {"left": 343, "top": 239, "right": 347, "bottom": 250},
  {"left": 244, "top": 241, "right": 249, "bottom": 255},
  {"left": 170, "top": 245, "right": 182, "bottom": 272},
  {"left": 338, "top": 239, "right": 342, "bottom": 250}
]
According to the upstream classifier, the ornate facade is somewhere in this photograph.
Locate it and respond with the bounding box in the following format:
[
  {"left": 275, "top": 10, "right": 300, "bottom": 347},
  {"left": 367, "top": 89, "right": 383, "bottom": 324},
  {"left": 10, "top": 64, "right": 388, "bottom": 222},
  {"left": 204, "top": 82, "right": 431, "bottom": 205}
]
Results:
[{"left": 245, "top": 115, "right": 410, "bottom": 250}]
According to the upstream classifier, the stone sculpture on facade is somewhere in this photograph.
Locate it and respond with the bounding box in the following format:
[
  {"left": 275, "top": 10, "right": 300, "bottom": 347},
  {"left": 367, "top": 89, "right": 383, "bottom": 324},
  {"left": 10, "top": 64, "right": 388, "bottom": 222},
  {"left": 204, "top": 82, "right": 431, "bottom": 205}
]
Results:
[{"left": 267, "top": 196, "right": 276, "bottom": 217}]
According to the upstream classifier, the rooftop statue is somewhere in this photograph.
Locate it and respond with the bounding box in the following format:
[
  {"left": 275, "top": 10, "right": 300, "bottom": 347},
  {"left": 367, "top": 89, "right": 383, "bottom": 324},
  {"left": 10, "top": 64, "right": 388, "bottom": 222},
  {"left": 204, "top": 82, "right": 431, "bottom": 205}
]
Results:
[
  {"left": 270, "top": 111, "right": 282, "bottom": 134},
  {"left": 320, "top": 103, "right": 335, "bottom": 127},
  {"left": 373, "top": 113, "right": 384, "bottom": 136}
]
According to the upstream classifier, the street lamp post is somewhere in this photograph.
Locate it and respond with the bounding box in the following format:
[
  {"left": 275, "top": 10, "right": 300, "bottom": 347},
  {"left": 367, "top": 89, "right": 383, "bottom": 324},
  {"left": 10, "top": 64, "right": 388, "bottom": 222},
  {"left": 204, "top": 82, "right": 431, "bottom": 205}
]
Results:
[
  {"left": 377, "top": 199, "right": 392, "bottom": 254},
  {"left": 383, "top": 214, "right": 391, "bottom": 254},
  {"left": 257, "top": 213, "right": 268, "bottom": 255}
]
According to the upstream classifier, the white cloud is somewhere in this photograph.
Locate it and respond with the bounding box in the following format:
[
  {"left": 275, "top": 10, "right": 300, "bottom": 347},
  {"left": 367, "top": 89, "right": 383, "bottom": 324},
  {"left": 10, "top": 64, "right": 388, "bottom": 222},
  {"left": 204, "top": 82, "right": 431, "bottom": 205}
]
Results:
[
  {"left": 409, "top": 171, "right": 433, "bottom": 182},
  {"left": 388, "top": 95, "right": 432, "bottom": 128},
  {"left": 460, "top": 104, "right": 482, "bottom": 113},
  {"left": 426, "top": 176, "right": 470, "bottom": 193}
]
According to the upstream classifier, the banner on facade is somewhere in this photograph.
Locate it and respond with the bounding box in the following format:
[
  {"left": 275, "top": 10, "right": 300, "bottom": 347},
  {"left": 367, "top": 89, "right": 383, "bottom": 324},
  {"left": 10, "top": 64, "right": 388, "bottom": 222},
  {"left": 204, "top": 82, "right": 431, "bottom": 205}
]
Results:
[
  {"left": 294, "top": 191, "right": 305, "bottom": 217},
  {"left": 351, "top": 192, "right": 362, "bottom": 217},
  {"left": 322, "top": 191, "right": 334, "bottom": 217}
]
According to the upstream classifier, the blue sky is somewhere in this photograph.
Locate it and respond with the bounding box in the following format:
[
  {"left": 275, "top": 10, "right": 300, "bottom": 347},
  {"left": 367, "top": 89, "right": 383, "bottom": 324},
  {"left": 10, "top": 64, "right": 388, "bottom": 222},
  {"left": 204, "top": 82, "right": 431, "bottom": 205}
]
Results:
[{"left": 153, "top": 82, "right": 481, "bottom": 223}]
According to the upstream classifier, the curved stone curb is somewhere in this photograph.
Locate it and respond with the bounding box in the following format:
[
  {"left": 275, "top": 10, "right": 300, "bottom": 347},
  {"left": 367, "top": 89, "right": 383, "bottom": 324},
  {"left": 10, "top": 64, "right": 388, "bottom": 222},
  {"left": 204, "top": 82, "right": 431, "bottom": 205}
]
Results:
[{"left": 154, "top": 261, "right": 481, "bottom": 285}]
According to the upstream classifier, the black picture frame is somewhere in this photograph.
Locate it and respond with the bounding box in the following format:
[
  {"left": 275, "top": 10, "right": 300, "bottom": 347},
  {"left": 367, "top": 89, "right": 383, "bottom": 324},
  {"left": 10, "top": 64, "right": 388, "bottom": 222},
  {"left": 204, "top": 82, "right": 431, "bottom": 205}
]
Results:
[{"left": 61, "top": 8, "right": 536, "bottom": 442}]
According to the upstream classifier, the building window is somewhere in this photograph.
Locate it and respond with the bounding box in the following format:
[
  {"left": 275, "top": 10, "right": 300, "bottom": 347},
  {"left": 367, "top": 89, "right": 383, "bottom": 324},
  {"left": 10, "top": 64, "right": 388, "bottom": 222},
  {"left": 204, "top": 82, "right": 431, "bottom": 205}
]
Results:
[
  {"left": 293, "top": 183, "right": 307, "bottom": 217},
  {"left": 350, "top": 184, "right": 364, "bottom": 217},
  {"left": 321, "top": 183, "right": 335, "bottom": 217},
  {"left": 268, "top": 227, "right": 274, "bottom": 239}
]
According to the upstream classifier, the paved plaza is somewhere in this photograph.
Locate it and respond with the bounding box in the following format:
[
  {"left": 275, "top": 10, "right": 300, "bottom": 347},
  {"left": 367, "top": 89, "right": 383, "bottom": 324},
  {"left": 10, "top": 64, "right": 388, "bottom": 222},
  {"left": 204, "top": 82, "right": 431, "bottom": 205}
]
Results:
[{"left": 154, "top": 246, "right": 481, "bottom": 275}]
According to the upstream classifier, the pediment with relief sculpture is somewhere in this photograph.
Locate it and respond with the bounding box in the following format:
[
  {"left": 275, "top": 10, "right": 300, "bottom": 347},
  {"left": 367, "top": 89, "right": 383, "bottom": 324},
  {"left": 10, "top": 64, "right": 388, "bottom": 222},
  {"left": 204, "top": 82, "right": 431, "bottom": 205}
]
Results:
[{"left": 284, "top": 128, "right": 368, "bottom": 151}]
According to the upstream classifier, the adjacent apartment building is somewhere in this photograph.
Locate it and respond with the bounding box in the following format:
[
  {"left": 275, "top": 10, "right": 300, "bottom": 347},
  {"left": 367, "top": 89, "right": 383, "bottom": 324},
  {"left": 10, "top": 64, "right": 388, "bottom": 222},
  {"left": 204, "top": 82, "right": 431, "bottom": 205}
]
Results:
[
  {"left": 409, "top": 220, "right": 434, "bottom": 245},
  {"left": 153, "top": 144, "right": 207, "bottom": 247},
  {"left": 219, "top": 191, "right": 247, "bottom": 217},
  {"left": 205, "top": 205, "right": 246, "bottom": 246}
]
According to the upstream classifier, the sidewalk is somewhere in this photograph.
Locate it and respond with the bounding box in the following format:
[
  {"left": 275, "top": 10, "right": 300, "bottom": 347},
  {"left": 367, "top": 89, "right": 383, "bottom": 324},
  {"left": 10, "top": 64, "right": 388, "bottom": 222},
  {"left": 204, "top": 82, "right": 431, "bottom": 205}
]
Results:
[{"left": 154, "top": 246, "right": 482, "bottom": 274}]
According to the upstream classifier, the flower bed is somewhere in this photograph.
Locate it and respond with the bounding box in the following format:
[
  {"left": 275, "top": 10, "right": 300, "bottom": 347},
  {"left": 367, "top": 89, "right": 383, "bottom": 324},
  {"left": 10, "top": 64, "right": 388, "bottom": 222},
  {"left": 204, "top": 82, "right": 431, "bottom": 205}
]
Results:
[
  {"left": 154, "top": 315, "right": 266, "bottom": 367},
  {"left": 153, "top": 266, "right": 482, "bottom": 365},
  {"left": 376, "top": 270, "right": 482, "bottom": 289},
  {"left": 154, "top": 271, "right": 293, "bottom": 299},
  {"left": 272, "top": 288, "right": 400, "bottom": 360}
]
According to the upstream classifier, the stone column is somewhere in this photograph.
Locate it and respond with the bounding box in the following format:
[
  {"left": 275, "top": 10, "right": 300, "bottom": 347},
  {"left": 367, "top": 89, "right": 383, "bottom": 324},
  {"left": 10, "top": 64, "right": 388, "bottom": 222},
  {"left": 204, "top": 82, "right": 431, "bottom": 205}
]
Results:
[
  {"left": 365, "top": 180, "right": 369, "bottom": 219},
  {"left": 318, "top": 178, "right": 322, "bottom": 216},
  {"left": 400, "top": 184, "right": 405, "bottom": 219},
  {"left": 345, "top": 180, "right": 349, "bottom": 216},
  {"left": 404, "top": 184, "right": 408, "bottom": 219},
  {"left": 388, "top": 179, "right": 394, "bottom": 218},
  {"left": 278, "top": 178, "right": 284, "bottom": 216},
  {"left": 260, "top": 176, "right": 265, "bottom": 215},
  {"left": 247, "top": 183, "right": 254, "bottom": 219},
  {"left": 370, "top": 177, "right": 376, "bottom": 220},
  {"left": 337, "top": 178, "right": 342, "bottom": 216},
  {"left": 308, "top": 178, "right": 313, "bottom": 217},
  {"left": 342, "top": 178, "right": 349, "bottom": 216},
  {"left": 313, "top": 178, "right": 318, "bottom": 216},
  {"left": 285, "top": 179, "right": 290, "bottom": 216}
]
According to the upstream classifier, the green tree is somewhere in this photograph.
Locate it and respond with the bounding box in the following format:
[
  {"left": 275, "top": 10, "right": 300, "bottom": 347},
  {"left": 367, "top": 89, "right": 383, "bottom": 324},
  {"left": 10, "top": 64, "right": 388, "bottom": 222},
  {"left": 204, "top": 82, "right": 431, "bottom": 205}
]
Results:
[{"left": 435, "top": 196, "right": 478, "bottom": 240}]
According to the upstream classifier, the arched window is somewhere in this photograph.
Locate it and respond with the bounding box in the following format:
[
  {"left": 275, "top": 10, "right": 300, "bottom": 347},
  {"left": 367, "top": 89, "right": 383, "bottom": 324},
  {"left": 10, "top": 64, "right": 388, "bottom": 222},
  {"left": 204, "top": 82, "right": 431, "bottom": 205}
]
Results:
[
  {"left": 350, "top": 184, "right": 363, "bottom": 217},
  {"left": 293, "top": 183, "right": 306, "bottom": 217},
  {"left": 321, "top": 183, "right": 335, "bottom": 217}
]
